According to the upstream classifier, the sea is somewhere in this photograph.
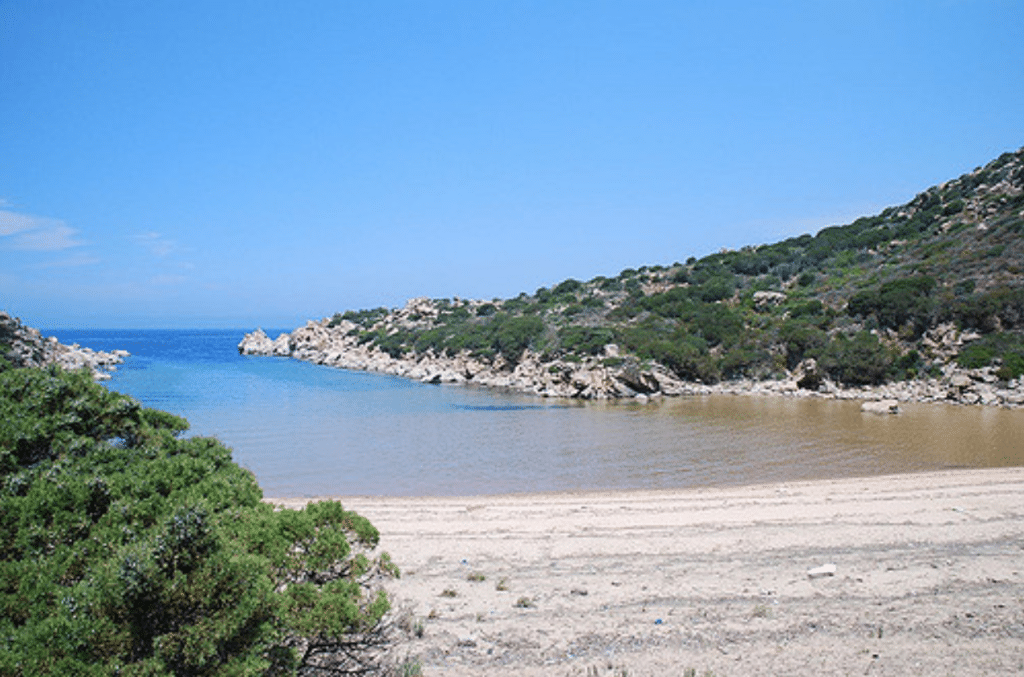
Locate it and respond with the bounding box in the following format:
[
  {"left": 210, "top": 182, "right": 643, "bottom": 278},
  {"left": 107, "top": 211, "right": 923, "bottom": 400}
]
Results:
[{"left": 45, "top": 328, "right": 1024, "bottom": 498}]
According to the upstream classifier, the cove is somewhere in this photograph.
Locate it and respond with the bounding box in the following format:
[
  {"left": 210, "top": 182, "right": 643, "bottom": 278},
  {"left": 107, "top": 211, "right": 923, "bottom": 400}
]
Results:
[{"left": 47, "top": 329, "right": 1024, "bottom": 497}]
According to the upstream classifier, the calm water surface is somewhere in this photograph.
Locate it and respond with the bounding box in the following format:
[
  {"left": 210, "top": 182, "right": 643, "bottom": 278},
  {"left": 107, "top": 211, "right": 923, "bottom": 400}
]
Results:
[{"left": 48, "top": 329, "right": 1024, "bottom": 497}]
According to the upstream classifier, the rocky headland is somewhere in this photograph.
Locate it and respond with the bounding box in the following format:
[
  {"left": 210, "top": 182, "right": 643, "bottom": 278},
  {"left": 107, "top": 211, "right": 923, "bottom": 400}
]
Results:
[
  {"left": 239, "top": 298, "right": 1023, "bottom": 410},
  {"left": 241, "top": 147, "right": 1024, "bottom": 412},
  {"left": 1, "top": 311, "right": 128, "bottom": 380}
]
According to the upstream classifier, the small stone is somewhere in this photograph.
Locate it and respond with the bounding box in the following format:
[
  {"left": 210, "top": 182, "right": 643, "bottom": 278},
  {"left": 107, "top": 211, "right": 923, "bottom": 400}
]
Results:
[{"left": 807, "top": 563, "right": 837, "bottom": 578}]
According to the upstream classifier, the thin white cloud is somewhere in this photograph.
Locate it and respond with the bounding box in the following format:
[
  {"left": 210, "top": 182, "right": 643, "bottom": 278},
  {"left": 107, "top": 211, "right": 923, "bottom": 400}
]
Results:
[
  {"left": 134, "top": 231, "right": 177, "bottom": 257},
  {"left": 33, "top": 253, "right": 102, "bottom": 269},
  {"left": 0, "top": 210, "right": 38, "bottom": 236},
  {"left": 14, "top": 223, "right": 84, "bottom": 251},
  {"left": 0, "top": 209, "right": 84, "bottom": 250}
]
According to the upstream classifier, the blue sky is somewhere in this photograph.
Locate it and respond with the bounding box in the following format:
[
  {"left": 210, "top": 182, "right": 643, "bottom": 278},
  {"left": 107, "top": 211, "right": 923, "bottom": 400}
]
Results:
[{"left": 2, "top": 1, "right": 1022, "bottom": 328}]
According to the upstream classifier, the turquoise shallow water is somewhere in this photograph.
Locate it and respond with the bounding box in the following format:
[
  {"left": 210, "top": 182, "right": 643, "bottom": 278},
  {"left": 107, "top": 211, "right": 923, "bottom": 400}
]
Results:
[{"left": 47, "top": 329, "right": 1024, "bottom": 497}]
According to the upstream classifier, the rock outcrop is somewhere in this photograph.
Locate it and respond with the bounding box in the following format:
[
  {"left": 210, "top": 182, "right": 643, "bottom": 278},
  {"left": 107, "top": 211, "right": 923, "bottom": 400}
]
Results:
[
  {"left": 1, "top": 312, "right": 128, "bottom": 380},
  {"left": 239, "top": 305, "right": 1024, "bottom": 408},
  {"left": 238, "top": 318, "right": 678, "bottom": 400}
]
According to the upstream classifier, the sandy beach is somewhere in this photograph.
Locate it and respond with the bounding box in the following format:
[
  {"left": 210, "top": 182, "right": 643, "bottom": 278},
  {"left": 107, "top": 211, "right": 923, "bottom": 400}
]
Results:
[{"left": 268, "top": 467, "right": 1024, "bottom": 675}]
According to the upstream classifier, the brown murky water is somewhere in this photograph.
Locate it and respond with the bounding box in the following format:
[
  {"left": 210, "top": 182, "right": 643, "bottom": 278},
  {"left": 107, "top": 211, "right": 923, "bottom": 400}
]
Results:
[
  {"left": 592, "top": 395, "right": 1024, "bottom": 486},
  {"left": 217, "top": 383, "right": 1024, "bottom": 497}
]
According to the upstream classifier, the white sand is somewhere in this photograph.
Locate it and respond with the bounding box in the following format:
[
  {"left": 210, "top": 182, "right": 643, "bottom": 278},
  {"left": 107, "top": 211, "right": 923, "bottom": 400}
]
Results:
[{"left": 268, "top": 467, "right": 1024, "bottom": 675}]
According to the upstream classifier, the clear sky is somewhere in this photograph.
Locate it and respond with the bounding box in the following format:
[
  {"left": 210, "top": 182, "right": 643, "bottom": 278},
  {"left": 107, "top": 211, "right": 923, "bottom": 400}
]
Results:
[{"left": 2, "top": 1, "right": 1022, "bottom": 328}]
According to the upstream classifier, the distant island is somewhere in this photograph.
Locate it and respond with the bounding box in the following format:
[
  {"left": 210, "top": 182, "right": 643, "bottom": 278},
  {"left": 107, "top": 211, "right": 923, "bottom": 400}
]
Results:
[{"left": 242, "top": 147, "right": 1024, "bottom": 409}]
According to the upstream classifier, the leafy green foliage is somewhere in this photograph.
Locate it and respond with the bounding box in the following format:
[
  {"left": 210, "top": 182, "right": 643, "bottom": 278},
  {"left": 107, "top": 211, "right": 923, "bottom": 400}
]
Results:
[
  {"left": 778, "top": 320, "right": 828, "bottom": 370},
  {"left": 618, "top": 323, "right": 719, "bottom": 383},
  {"left": 847, "top": 276, "right": 936, "bottom": 336},
  {"left": 0, "top": 366, "right": 396, "bottom": 676},
  {"left": 957, "top": 332, "right": 1024, "bottom": 380},
  {"left": 332, "top": 307, "right": 389, "bottom": 328},
  {"left": 946, "top": 286, "right": 1024, "bottom": 332},
  {"left": 818, "top": 332, "right": 894, "bottom": 386},
  {"left": 999, "top": 353, "right": 1024, "bottom": 381},
  {"left": 557, "top": 327, "right": 615, "bottom": 356},
  {"left": 958, "top": 343, "right": 995, "bottom": 369}
]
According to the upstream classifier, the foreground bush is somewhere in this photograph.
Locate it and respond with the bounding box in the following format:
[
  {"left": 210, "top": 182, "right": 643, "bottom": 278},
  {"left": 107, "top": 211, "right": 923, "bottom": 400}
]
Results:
[{"left": 0, "top": 366, "right": 397, "bottom": 676}]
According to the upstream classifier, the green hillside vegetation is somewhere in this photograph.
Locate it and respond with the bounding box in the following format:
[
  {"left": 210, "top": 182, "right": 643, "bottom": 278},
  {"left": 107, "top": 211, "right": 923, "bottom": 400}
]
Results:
[
  {"left": 330, "top": 147, "right": 1024, "bottom": 387},
  {"left": 0, "top": 365, "right": 397, "bottom": 676}
]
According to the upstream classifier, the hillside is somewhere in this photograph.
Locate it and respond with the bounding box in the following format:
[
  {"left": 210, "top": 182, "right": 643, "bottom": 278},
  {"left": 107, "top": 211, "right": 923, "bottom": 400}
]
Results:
[{"left": 241, "top": 147, "right": 1024, "bottom": 407}]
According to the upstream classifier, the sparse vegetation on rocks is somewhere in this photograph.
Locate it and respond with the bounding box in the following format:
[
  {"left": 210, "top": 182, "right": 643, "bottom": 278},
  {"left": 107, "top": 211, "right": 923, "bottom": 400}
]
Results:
[
  {"left": 241, "top": 147, "right": 1024, "bottom": 408},
  {"left": 0, "top": 311, "right": 128, "bottom": 380}
]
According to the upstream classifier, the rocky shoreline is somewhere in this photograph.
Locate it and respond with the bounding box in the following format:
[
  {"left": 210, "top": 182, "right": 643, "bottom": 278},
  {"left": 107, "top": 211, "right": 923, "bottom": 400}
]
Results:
[
  {"left": 239, "top": 304, "right": 1024, "bottom": 411},
  {"left": 1, "top": 311, "right": 128, "bottom": 380}
]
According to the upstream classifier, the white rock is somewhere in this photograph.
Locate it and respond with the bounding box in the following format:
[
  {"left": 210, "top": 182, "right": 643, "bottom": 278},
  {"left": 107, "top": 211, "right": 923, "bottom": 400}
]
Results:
[
  {"left": 753, "top": 290, "right": 787, "bottom": 308},
  {"left": 861, "top": 399, "right": 900, "bottom": 415},
  {"left": 949, "top": 374, "right": 973, "bottom": 388},
  {"left": 807, "top": 563, "right": 836, "bottom": 578}
]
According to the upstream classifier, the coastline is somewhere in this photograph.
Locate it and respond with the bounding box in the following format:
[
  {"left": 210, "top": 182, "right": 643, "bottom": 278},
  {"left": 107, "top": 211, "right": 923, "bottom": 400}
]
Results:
[
  {"left": 240, "top": 318, "right": 1024, "bottom": 409},
  {"left": 268, "top": 467, "right": 1024, "bottom": 675},
  {"left": 1, "top": 312, "right": 128, "bottom": 380}
]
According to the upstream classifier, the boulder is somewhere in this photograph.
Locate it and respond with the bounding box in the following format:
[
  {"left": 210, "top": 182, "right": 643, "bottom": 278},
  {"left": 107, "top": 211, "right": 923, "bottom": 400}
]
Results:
[
  {"left": 615, "top": 361, "right": 660, "bottom": 394},
  {"left": 861, "top": 399, "right": 900, "bottom": 415},
  {"left": 753, "top": 290, "right": 787, "bottom": 309},
  {"left": 238, "top": 329, "right": 274, "bottom": 355},
  {"left": 949, "top": 374, "right": 974, "bottom": 388}
]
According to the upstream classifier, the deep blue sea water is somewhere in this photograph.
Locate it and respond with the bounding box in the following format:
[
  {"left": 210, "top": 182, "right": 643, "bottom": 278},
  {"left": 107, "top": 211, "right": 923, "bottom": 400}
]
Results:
[{"left": 45, "top": 329, "right": 1024, "bottom": 497}]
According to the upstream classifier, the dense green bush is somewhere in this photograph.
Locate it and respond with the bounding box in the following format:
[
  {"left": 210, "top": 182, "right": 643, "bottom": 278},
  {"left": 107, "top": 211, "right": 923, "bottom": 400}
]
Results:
[
  {"left": 778, "top": 320, "right": 828, "bottom": 370},
  {"left": 433, "top": 313, "right": 545, "bottom": 362},
  {"left": 696, "top": 275, "right": 736, "bottom": 303},
  {"left": 847, "top": 276, "right": 936, "bottom": 336},
  {"left": 490, "top": 315, "right": 545, "bottom": 360},
  {"left": 0, "top": 366, "right": 397, "bottom": 676},
  {"left": 999, "top": 353, "right": 1024, "bottom": 381},
  {"left": 640, "top": 287, "right": 695, "bottom": 320},
  {"left": 551, "top": 278, "right": 584, "bottom": 297},
  {"left": 956, "top": 332, "right": 1024, "bottom": 380},
  {"left": 557, "top": 326, "right": 615, "bottom": 356},
  {"left": 957, "top": 343, "right": 995, "bottom": 369},
  {"left": 946, "top": 287, "right": 1024, "bottom": 333},
  {"left": 796, "top": 271, "right": 817, "bottom": 287},
  {"left": 618, "top": 325, "right": 719, "bottom": 383},
  {"left": 336, "top": 308, "right": 389, "bottom": 328},
  {"left": 692, "top": 304, "right": 744, "bottom": 347},
  {"left": 718, "top": 345, "right": 769, "bottom": 380},
  {"left": 818, "top": 332, "right": 894, "bottom": 386},
  {"left": 893, "top": 349, "right": 924, "bottom": 380},
  {"left": 786, "top": 299, "right": 829, "bottom": 329}
]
